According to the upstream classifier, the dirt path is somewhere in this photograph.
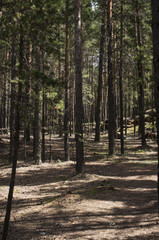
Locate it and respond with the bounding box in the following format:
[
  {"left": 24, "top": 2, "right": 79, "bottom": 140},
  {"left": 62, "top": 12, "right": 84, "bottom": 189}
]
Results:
[{"left": 0, "top": 135, "right": 159, "bottom": 239}]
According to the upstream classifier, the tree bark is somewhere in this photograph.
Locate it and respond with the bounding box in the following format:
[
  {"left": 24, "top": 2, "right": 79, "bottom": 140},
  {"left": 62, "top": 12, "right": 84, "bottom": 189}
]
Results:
[
  {"left": 74, "top": 0, "right": 84, "bottom": 174},
  {"left": 34, "top": 47, "right": 42, "bottom": 164},
  {"left": 24, "top": 44, "right": 32, "bottom": 143},
  {"left": 2, "top": 50, "right": 8, "bottom": 129},
  {"left": 119, "top": 0, "right": 124, "bottom": 154},
  {"left": 94, "top": 0, "right": 106, "bottom": 142},
  {"left": 135, "top": 0, "right": 146, "bottom": 147},
  {"left": 2, "top": 84, "right": 21, "bottom": 240},
  {"left": 42, "top": 49, "right": 46, "bottom": 163},
  {"left": 9, "top": 37, "right": 16, "bottom": 163},
  {"left": 107, "top": 0, "right": 115, "bottom": 155},
  {"left": 2, "top": 26, "right": 23, "bottom": 240},
  {"left": 151, "top": 0, "right": 159, "bottom": 214},
  {"left": 64, "top": 0, "right": 70, "bottom": 161},
  {"left": 42, "top": 87, "right": 46, "bottom": 163}
]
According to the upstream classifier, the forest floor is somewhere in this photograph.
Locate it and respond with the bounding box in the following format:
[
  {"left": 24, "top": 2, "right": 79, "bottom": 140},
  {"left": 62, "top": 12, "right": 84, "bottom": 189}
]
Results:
[{"left": 0, "top": 133, "right": 159, "bottom": 240}]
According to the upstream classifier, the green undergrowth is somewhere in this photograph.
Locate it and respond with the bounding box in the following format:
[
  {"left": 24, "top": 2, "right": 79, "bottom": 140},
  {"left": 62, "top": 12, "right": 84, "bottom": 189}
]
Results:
[
  {"left": 0, "top": 158, "right": 8, "bottom": 165},
  {"left": 132, "top": 159, "right": 157, "bottom": 165},
  {"left": 87, "top": 185, "right": 116, "bottom": 196}
]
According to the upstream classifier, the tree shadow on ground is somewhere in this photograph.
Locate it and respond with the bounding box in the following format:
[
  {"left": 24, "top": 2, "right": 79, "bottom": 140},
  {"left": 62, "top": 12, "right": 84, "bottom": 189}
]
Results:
[
  {"left": 0, "top": 162, "right": 158, "bottom": 239},
  {"left": 1, "top": 206, "right": 158, "bottom": 240},
  {"left": 0, "top": 135, "right": 158, "bottom": 239}
]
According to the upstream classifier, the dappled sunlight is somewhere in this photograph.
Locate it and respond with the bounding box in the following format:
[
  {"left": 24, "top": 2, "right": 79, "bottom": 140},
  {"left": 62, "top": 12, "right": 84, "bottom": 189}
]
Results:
[{"left": 0, "top": 135, "right": 159, "bottom": 239}]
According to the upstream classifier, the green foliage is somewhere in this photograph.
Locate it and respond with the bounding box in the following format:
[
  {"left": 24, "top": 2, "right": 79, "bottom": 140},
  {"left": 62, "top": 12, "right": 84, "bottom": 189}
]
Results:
[
  {"left": 0, "top": 0, "right": 154, "bottom": 145},
  {"left": 56, "top": 100, "right": 64, "bottom": 111}
]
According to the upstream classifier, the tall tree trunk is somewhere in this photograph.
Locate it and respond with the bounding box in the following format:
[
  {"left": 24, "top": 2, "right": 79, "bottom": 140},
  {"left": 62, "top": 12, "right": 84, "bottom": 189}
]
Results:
[
  {"left": 119, "top": 0, "right": 124, "bottom": 154},
  {"left": 24, "top": 44, "right": 32, "bottom": 143},
  {"left": 9, "top": 38, "right": 16, "bottom": 163},
  {"left": 94, "top": 0, "right": 106, "bottom": 142},
  {"left": 42, "top": 50, "right": 46, "bottom": 163},
  {"left": 125, "top": 94, "right": 127, "bottom": 136},
  {"left": 74, "top": 0, "right": 84, "bottom": 174},
  {"left": 58, "top": 29, "right": 63, "bottom": 137},
  {"left": 2, "top": 78, "right": 8, "bottom": 129},
  {"left": 72, "top": 66, "right": 75, "bottom": 135},
  {"left": 34, "top": 47, "right": 42, "bottom": 164},
  {"left": 107, "top": 0, "right": 115, "bottom": 155},
  {"left": 151, "top": 0, "right": 159, "bottom": 214},
  {"left": 42, "top": 87, "right": 45, "bottom": 162},
  {"left": 64, "top": 0, "right": 70, "bottom": 161},
  {"left": 135, "top": 0, "right": 146, "bottom": 147},
  {"left": 2, "top": 27, "right": 23, "bottom": 240},
  {"left": 2, "top": 49, "right": 9, "bottom": 129},
  {"left": 2, "top": 84, "right": 21, "bottom": 240}
]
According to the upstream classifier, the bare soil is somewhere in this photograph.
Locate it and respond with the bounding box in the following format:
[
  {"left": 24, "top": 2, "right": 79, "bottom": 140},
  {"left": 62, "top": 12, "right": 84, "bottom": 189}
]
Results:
[{"left": 0, "top": 133, "right": 159, "bottom": 240}]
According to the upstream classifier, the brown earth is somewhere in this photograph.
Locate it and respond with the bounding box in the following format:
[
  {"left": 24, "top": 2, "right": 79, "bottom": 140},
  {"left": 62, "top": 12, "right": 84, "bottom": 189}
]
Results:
[{"left": 0, "top": 133, "right": 159, "bottom": 240}]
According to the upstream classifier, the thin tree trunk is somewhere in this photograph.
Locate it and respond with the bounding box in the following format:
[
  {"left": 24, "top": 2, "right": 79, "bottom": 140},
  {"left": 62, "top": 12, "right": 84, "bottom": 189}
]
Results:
[
  {"left": 9, "top": 38, "right": 16, "bottom": 163},
  {"left": 2, "top": 85, "right": 21, "bottom": 240},
  {"left": 135, "top": 0, "right": 146, "bottom": 147},
  {"left": 58, "top": 29, "right": 63, "bottom": 137},
  {"left": 34, "top": 46, "right": 42, "bottom": 164},
  {"left": 2, "top": 49, "right": 9, "bottom": 129},
  {"left": 125, "top": 95, "right": 127, "bottom": 136},
  {"left": 72, "top": 71, "right": 75, "bottom": 135},
  {"left": 74, "top": 0, "right": 84, "bottom": 174},
  {"left": 24, "top": 44, "right": 32, "bottom": 143},
  {"left": 2, "top": 26, "right": 23, "bottom": 240},
  {"left": 151, "top": 0, "right": 159, "bottom": 214},
  {"left": 119, "top": 0, "right": 124, "bottom": 154},
  {"left": 107, "top": 0, "right": 115, "bottom": 155},
  {"left": 95, "top": 0, "right": 106, "bottom": 142},
  {"left": 64, "top": 0, "right": 70, "bottom": 161},
  {"left": 42, "top": 87, "right": 45, "bottom": 162},
  {"left": 42, "top": 49, "right": 46, "bottom": 163}
]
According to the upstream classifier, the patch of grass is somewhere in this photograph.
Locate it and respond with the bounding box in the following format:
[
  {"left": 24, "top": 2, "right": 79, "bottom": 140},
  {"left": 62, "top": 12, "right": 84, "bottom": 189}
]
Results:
[
  {"left": 92, "top": 152, "right": 108, "bottom": 159},
  {"left": 44, "top": 197, "right": 58, "bottom": 204},
  {"left": 54, "top": 176, "right": 67, "bottom": 181},
  {"left": 0, "top": 158, "right": 8, "bottom": 164},
  {"left": 136, "top": 160, "right": 157, "bottom": 165},
  {"left": 137, "top": 149, "right": 145, "bottom": 153},
  {"left": 87, "top": 188, "right": 97, "bottom": 195},
  {"left": 27, "top": 152, "right": 34, "bottom": 157},
  {"left": 40, "top": 194, "right": 61, "bottom": 205},
  {"left": 87, "top": 185, "right": 115, "bottom": 196},
  {"left": 13, "top": 189, "right": 19, "bottom": 193},
  {"left": 94, "top": 152, "right": 106, "bottom": 155}
]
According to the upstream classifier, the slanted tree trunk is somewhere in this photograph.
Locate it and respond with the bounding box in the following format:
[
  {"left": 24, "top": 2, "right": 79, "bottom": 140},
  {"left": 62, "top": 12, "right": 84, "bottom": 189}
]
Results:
[
  {"left": 2, "top": 84, "right": 21, "bottom": 240},
  {"left": 94, "top": 0, "right": 106, "bottom": 142},
  {"left": 2, "top": 26, "right": 23, "bottom": 240},
  {"left": 107, "top": 0, "right": 115, "bottom": 155},
  {"left": 64, "top": 0, "right": 70, "bottom": 161},
  {"left": 151, "top": 0, "right": 159, "bottom": 214},
  {"left": 74, "top": 0, "right": 84, "bottom": 174}
]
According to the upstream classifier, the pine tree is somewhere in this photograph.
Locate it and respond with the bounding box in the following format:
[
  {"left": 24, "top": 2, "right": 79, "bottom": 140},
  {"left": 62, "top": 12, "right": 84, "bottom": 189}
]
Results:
[
  {"left": 151, "top": 0, "right": 159, "bottom": 214},
  {"left": 107, "top": 0, "right": 115, "bottom": 155},
  {"left": 74, "top": 0, "right": 84, "bottom": 174},
  {"left": 94, "top": 0, "right": 106, "bottom": 142},
  {"left": 64, "top": 0, "right": 70, "bottom": 161}
]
